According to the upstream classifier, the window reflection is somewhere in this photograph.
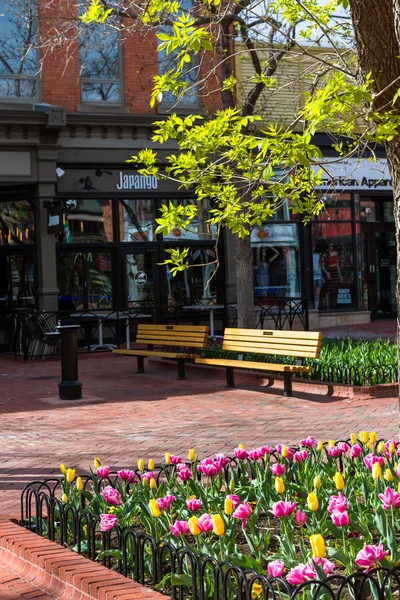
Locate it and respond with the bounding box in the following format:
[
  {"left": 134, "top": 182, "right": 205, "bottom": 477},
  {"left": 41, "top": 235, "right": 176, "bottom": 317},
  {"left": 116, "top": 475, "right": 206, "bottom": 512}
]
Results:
[
  {"left": 162, "top": 199, "right": 217, "bottom": 240},
  {"left": 119, "top": 199, "right": 156, "bottom": 242},
  {"left": 0, "top": 201, "right": 35, "bottom": 245},
  {"left": 79, "top": 4, "right": 121, "bottom": 103},
  {"left": 87, "top": 252, "right": 113, "bottom": 309},
  {"left": 124, "top": 253, "right": 155, "bottom": 307},
  {"left": 0, "top": 0, "right": 38, "bottom": 100},
  {"left": 312, "top": 222, "right": 355, "bottom": 310},
  {"left": 165, "top": 247, "right": 216, "bottom": 305},
  {"left": 251, "top": 224, "right": 300, "bottom": 298},
  {"left": 11, "top": 255, "right": 36, "bottom": 306},
  {"left": 57, "top": 252, "right": 84, "bottom": 312},
  {"left": 61, "top": 199, "right": 113, "bottom": 243}
]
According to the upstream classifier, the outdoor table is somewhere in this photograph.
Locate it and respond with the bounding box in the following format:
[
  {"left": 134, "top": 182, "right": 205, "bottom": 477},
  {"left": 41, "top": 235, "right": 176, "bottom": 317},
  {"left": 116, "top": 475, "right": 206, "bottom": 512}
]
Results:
[
  {"left": 71, "top": 311, "right": 152, "bottom": 351},
  {"left": 182, "top": 304, "right": 224, "bottom": 339}
]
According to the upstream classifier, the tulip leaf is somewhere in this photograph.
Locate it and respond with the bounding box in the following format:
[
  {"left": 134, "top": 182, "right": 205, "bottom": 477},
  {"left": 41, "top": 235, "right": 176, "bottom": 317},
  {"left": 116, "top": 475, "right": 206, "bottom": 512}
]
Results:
[
  {"left": 171, "top": 574, "right": 193, "bottom": 587},
  {"left": 347, "top": 537, "right": 364, "bottom": 551},
  {"left": 231, "top": 552, "right": 263, "bottom": 573},
  {"left": 96, "top": 549, "right": 124, "bottom": 561},
  {"left": 326, "top": 546, "right": 349, "bottom": 567}
]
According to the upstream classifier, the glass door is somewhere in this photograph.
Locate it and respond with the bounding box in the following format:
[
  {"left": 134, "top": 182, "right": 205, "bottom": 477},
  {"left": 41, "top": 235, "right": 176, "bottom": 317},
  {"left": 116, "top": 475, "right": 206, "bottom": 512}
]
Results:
[
  {"left": 121, "top": 250, "right": 156, "bottom": 309},
  {"left": 362, "top": 224, "right": 396, "bottom": 318},
  {"left": 0, "top": 253, "right": 36, "bottom": 308}
]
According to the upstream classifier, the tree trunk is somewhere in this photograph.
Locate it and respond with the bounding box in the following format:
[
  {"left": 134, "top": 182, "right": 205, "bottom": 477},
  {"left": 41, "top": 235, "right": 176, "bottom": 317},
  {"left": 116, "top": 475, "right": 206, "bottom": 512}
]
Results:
[
  {"left": 349, "top": 0, "right": 400, "bottom": 431},
  {"left": 234, "top": 235, "right": 256, "bottom": 328}
]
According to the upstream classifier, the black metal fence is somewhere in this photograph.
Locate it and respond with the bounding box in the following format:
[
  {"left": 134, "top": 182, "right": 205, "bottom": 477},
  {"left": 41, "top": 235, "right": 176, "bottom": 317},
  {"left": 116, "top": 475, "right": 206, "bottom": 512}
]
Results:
[
  {"left": 227, "top": 297, "right": 309, "bottom": 331},
  {"left": 20, "top": 445, "right": 400, "bottom": 600}
]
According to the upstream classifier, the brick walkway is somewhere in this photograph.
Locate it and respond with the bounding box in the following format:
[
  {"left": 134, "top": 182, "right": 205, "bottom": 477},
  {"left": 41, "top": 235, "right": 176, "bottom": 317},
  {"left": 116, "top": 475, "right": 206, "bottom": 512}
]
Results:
[
  {"left": 322, "top": 318, "right": 397, "bottom": 339},
  {"left": 0, "top": 353, "right": 398, "bottom": 517}
]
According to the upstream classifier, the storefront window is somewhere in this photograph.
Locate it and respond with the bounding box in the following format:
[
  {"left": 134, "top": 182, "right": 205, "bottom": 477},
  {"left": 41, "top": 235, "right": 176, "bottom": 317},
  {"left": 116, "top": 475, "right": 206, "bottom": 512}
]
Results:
[
  {"left": 87, "top": 252, "right": 113, "bottom": 309},
  {"left": 119, "top": 199, "right": 156, "bottom": 242},
  {"left": 316, "top": 193, "right": 352, "bottom": 221},
  {"left": 0, "top": 201, "right": 35, "bottom": 245},
  {"left": 61, "top": 199, "right": 113, "bottom": 243},
  {"left": 162, "top": 199, "right": 217, "bottom": 241},
  {"left": 312, "top": 222, "right": 355, "bottom": 310},
  {"left": 251, "top": 223, "right": 300, "bottom": 298},
  {"left": 165, "top": 247, "right": 216, "bottom": 305},
  {"left": 123, "top": 253, "right": 155, "bottom": 307},
  {"left": 10, "top": 255, "right": 36, "bottom": 306},
  {"left": 57, "top": 252, "right": 84, "bottom": 312}
]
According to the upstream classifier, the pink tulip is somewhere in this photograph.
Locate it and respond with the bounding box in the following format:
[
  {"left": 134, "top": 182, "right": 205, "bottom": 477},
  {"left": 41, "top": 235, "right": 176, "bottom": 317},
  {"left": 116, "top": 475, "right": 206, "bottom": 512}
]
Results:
[
  {"left": 101, "top": 486, "right": 122, "bottom": 506},
  {"left": 331, "top": 510, "right": 349, "bottom": 526},
  {"left": 186, "top": 498, "right": 201, "bottom": 511},
  {"left": 384, "top": 440, "right": 397, "bottom": 454},
  {"left": 99, "top": 513, "right": 118, "bottom": 531},
  {"left": 169, "top": 455, "right": 182, "bottom": 465},
  {"left": 270, "top": 463, "right": 285, "bottom": 476},
  {"left": 286, "top": 564, "right": 315, "bottom": 585},
  {"left": 178, "top": 467, "right": 192, "bottom": 481},
  {"left": 197, "top": 513, "right": 213, "bottom": 532},
  {"left": 268, "top": 501, "right": 297, "bottom": 519},
  {"left": 141, "top": 471, "right": 157, "bottom": 483},
  {"left": 328, "top": 445, "right": 341, "bottom": 458},
  {"left": 156, "top": 494, "right": 175, "bottom": 511},
  {"left": 364, "top": 453, "right": 385, "bottom": 470},
  {"left": 396, "top": 466, "right": 400, "bottom": 478},
  {"left": 226, "top": 494, "right": 241, "bottom": 509},
  {"left": 215, "top": 454, "right": 230, "bottom": 468},
  {"left": 299, "top": 436, "right": 317, "bottom": 448},
  {"left": 233, "top": 501, "right": 252, "bottom": 527},
  {"left": 337, "top": 442, "right": 350, "bottom": 453},
  {"left": 293, "top": 450, "right": 308, "bottom": 462},
  {"left": 117, "top": 469, "right": 136, "bottom": 483},
  {"left": 97, "top": 465, "right": 110, "bottom": 478},
  {"left": 327, "top": 493, "right": 347, "bottom": 514},
  {"left": 378, "top": 486, "right": 400, "bottom": 510},
  {"left": 355, "top": 544, "right": 389, "bottom": 571},
  {"left": 170, "top": 520, "right": 191, "bottom": 537},
  {"left": 268, "top": 560, "right": 285, "bottom": 577},
  {"left": 293, "top": 510, "right": 307, "bottom": 526},
  {"left": 258, "top": 445, "right": 271, "bottom": 456},
  {"left": 234, "top": 447, "right": 248, "bottom": 460},
  {"left": 350, "top": 444, "right": 362, "bottom": 458},
  {"left": 275, "top": 444, "right": 295, "bottom": 458},
  {"left": 197, "top": 461, "right": 220, "bottom": 476},
  {"left": 248, "top": 449, "right": 262, "bottom": 461},
  {"left": 310, "top": 558, "right": 335, "bottom": 575}
]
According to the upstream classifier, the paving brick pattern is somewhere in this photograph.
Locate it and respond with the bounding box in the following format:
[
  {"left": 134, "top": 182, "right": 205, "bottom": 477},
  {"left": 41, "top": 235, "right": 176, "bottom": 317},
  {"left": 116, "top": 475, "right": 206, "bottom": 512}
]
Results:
[{"left": 0, "top": 352, "right": 398, "bottom": 518}]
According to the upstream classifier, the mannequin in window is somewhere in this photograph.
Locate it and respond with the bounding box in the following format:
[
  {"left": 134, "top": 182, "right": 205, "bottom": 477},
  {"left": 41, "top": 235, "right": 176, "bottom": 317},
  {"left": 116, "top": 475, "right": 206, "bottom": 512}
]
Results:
[{"left": 256, "top": 246, "right": 279, "bottom": 287}]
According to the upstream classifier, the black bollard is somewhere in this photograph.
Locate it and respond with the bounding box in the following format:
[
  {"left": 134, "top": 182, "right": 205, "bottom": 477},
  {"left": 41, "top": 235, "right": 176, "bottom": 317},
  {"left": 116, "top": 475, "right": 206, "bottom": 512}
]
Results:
[{"left": 57, "top": 325, "right": 82, "bottom": 400}]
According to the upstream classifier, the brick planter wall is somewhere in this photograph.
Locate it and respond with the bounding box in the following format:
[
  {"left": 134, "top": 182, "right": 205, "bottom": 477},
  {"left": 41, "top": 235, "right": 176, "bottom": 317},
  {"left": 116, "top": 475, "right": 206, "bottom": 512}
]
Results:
[{"left": 0, "top": 516, "right": 164, "bottom": 600}]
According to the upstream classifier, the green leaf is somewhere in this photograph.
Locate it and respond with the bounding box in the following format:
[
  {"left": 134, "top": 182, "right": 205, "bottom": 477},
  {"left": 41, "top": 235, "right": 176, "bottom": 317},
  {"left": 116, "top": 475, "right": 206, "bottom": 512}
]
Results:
[
  {"left": 96, "top": 550, "right": 124, "bottom": 561},
  {"left": 230, "top": 552, "right": 263, "bottom": 573},
  {"left": 171, "top": 574, "right": 193, "bottom": 587}
]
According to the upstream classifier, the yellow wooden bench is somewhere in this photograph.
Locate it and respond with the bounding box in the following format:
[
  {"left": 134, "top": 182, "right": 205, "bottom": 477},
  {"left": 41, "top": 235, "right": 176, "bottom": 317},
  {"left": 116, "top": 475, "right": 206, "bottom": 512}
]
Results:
[
  {"left": 195, "top": 328, "right": 322, "bottom": 396},
  {"left": 112, "top": 324, "right": 209, "bottom": 380}
]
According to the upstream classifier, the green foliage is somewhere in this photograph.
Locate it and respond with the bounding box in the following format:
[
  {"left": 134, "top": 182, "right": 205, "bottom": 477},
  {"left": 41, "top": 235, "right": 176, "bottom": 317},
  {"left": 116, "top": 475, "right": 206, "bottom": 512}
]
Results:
[
  {"left": 162, "top": 247, "right": 190, "bottom": 276},
  {"left": 80, "top": 0, "right": 112, "bottom": 23}
]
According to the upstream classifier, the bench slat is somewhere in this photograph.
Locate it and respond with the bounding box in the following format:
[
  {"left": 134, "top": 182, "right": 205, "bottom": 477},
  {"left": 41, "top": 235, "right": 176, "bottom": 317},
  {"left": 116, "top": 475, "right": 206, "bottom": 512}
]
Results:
[
  {"left": 137, "top": 340, "right": 208, "bottom": 349},
  {"left": 113, "top": 350, "right": 199, "bottom": 359},
  {"left": 138, "top": 324, "right": 209, "bottom": 333},
  {"left": 137, "top": 332, "right": 208, "bottom": 341},
  {"left": 224, "top": 334, "right": 322, "bottom": 348},
  {"left": 222, "top": 343, "right": 320, "bottom": 358},
  {"left": 195, "top": 358, "right": 312, "bottom": 372},
  {"left": 225, "top": 328, "right": 322, "bottom": 340}
]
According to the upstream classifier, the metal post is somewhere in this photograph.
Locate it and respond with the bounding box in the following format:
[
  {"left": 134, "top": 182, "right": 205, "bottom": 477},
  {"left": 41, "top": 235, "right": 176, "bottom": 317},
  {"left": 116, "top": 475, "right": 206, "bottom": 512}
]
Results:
[
  {"left": 283, "top": 372, "right": 293, "bottom": 397},
  {"left": 57, "top": 325, "right": 82, "bottom": 400},
  {"left": 226, "top": 367, "right": 235, "bottom": 387}
]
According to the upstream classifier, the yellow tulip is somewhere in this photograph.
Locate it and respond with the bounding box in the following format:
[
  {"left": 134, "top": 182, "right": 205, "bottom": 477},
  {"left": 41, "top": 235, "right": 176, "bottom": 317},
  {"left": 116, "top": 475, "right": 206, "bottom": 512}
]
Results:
[
  {"left": 137, "top": 459, "right": 145, "bottom": 471},
  {"left": 188, "top": 516, "right": 201, "bottom": 536},
  {"left": 238, "top": 443, "right": 245, "bottom": 449},
  {"left": 94, "top": 457, "right": 101, "bottom": 469},
  {"left": 328, "top": 440, "right": 335, "bottom": 448},
  {"left": 372, "top": 462, "right": 382, "bottom": 480},
  {"left": 281, "top": 445, "right": 288, "bottom": 458},
  {"left": 385, "top": 469, "right": 394, "bottom": 482},
  {"left": 59, "top": 463, "right": 68, "bottom": 475},
  {"left": 366, "top": 442, "right": 373, "bottom": 452},
  {"left": 165, "top": 453, "right": 171, "bottom": 464},
  {"left": 370, "top": 431, "right": 377, "bottom": 444},
  {"left": 251, "top": 583, "right": 263, "bottom": 599},
  {"left": 76, "top": 476, "right": 84, "bottom": 491},
  {"left": 359, "top": 431, "right": 368, "bottom": 444},
  {"left": 224, "top": 498, "right": 233, "bottom": 515},
  {"left": 108, "top": 506, "right": 117, "bottom": 514},
  {"left": 275, "top": 477, "right": 285, "bottom": 494},
  {"left": 188, "top": 448, "right": 196, "bottom": 462},
  {"left": 307, "top": 492, "right": 319, "bottom": 511},
  {"left": 314, "top": 475, "right": 321, "bottom": 489},
  {"left": 317, "top": 440, "right": 324, "bottom": 452},
  {"left": 150, "top": 478, "right": 157, "bottom": 489},
  {"left": 398, "top": 482, "right": 400, "bottom": 494},
  {"left": 148, "top": 459, "right": 154, "bottom": 470},
  {"left": 211, "top": 514, "right": 225, "bottom": 536},
  {"left": 378, "top": 441, "right": 385, "bottom": 453},
  {"left": 310, "top": 534, "right": 326, "bottom": 559},
  {"left": 229, "top": 479, "right": 235, "bottom": 492},
  {"left": 149, "top": 499, "right": 161, "bottom": 518},
  {"left": 350, "top": 433, "right": 357, "bottom": 445},
  {"left": 333, "top": 472, "right": 344, "bottom": 490},
  {"left": 66, "top": 468, "right": 75, "bottom": 483},
  {"left": 389, "top": 442, "right": 396, "bottom": 454},
  {"left": 61, "top": 493, "right": 68, "bottom": 503}
]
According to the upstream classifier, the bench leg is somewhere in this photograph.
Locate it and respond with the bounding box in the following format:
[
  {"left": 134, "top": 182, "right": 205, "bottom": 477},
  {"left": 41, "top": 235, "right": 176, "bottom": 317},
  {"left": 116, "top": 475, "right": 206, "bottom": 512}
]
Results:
[
  {"left": 137, "top": 356, "right": 145, "bottom": 374},
  {"left": 177, "top": 359, "right": 186, "bottom": 380},
  {"left": 226, "top": 367, "right": 235, "bottom": 388},
  {"left": 283, "top": 373, "right": 293, "bottom": 397}
]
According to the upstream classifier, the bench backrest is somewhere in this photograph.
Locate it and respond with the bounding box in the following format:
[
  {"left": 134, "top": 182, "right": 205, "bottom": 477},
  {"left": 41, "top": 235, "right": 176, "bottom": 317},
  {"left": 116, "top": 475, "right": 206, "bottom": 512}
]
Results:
[
  {"left": 222, "top": 328, "right": 322, "bottom": 359},
  {"left": 136, "top": 324, "right": 209, "bottom": 349}
]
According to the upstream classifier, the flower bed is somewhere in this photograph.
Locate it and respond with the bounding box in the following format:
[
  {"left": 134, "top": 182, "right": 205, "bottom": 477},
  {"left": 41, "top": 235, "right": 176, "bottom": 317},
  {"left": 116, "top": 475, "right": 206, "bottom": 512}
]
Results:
[{"left": 22, "top": 433, "right": 400, "bottom": 599}]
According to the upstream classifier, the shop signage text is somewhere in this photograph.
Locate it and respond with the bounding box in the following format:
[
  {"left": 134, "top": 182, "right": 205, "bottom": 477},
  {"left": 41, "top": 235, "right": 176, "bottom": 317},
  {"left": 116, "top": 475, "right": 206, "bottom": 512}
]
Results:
[
  {"left": 313, "top": 158, "right": 392, "bottom": 191},
  {"left": 116, "top": 172, "right": 158, "bottom": 190}
]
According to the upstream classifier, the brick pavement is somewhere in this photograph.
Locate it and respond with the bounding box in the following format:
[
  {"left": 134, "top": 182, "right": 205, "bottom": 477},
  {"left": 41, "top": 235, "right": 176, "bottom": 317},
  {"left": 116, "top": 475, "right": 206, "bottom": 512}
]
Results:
[{"left": 0, "top": 353, "right": 398, "bottom": 517}]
